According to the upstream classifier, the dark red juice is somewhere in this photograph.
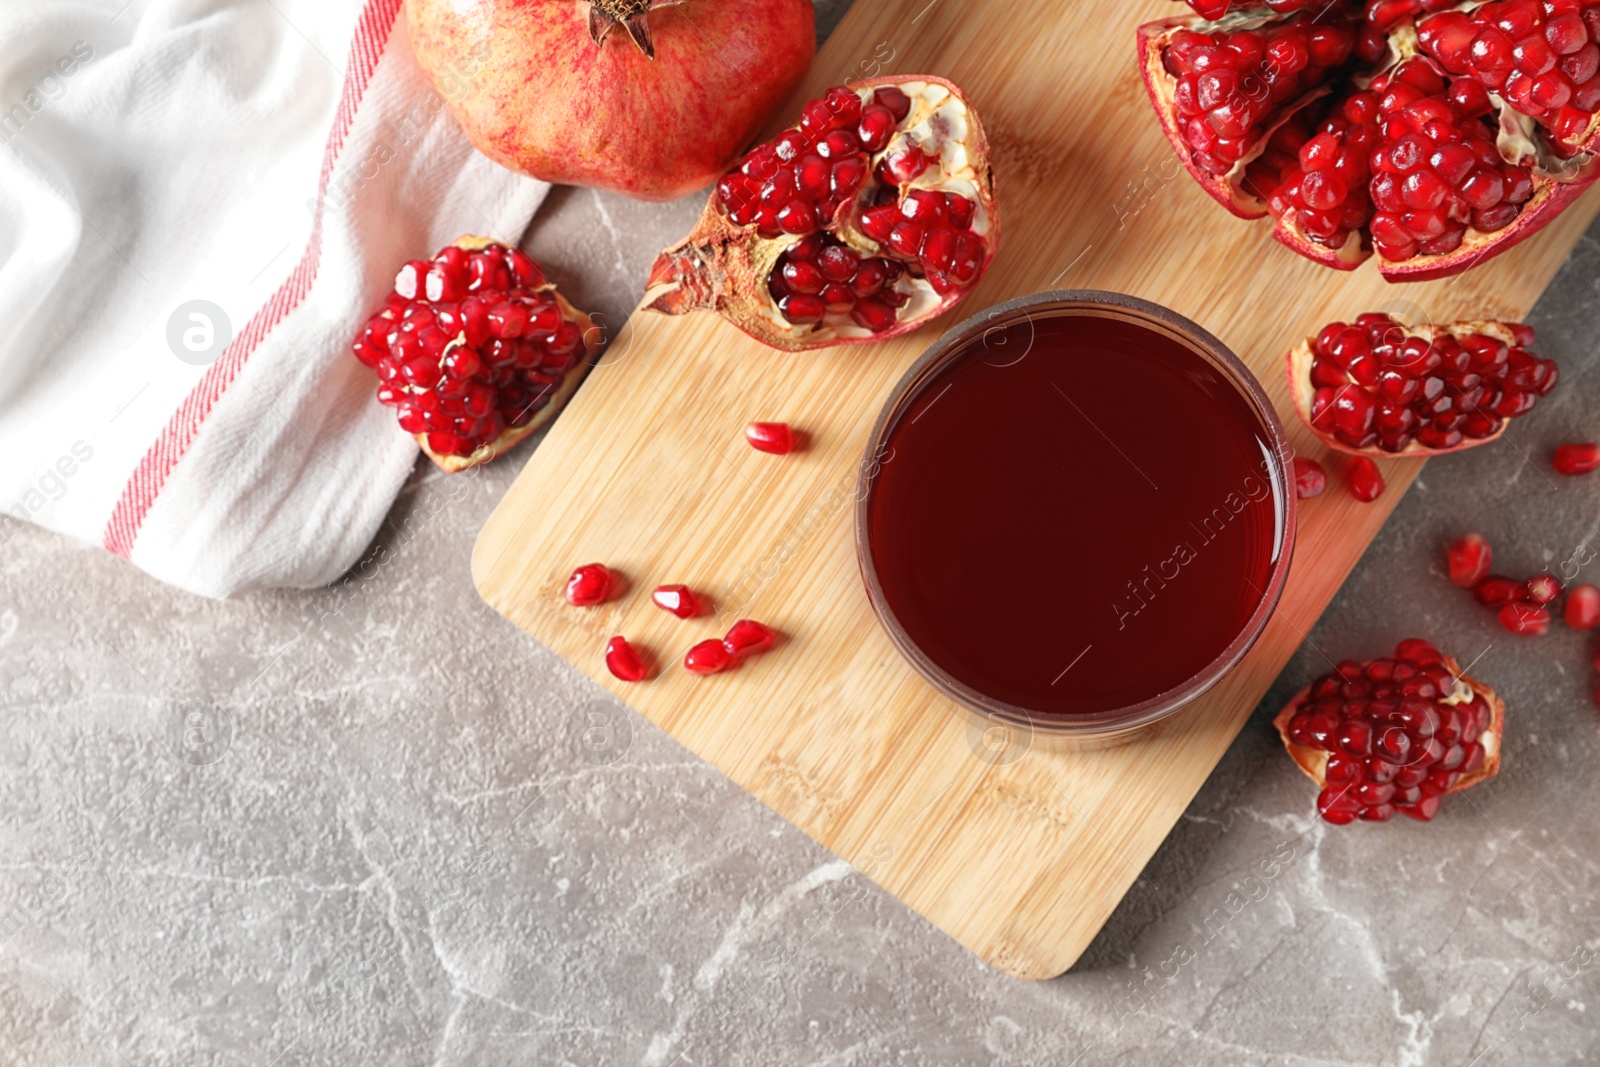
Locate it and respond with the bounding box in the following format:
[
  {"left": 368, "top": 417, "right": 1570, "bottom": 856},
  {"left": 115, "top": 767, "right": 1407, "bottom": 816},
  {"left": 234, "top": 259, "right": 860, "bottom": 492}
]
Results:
[{"left": 866, "top": 312, "right": 1286, "bottom": 718}]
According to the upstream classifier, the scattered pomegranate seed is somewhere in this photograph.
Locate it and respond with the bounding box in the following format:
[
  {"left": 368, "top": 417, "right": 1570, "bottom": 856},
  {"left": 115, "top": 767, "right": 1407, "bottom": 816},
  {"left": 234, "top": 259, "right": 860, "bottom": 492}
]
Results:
[
  {"left": 565, "top": 563, "right": 613, "bottom": 606},
  {"left": 1446, "top": 532, "right": 1493, "bottom": 588},
  {"left": 651, "top": 584, "right": 702, "bottom": 619},
  {"left": 605, "top": 636, "right": 650, "bottom": 682},
  {"left": 1525, "top": 573, "right": 1564, "bottom": 606},
  {"left": 1553, "top": 442, "right": 1600, "bottom": 475},
  {"left": 1278, "top": 637, "right": 1500, "bottom": 824},
  {"left": 1498, "top": 600, "right": 1551, "bottom": 636},
  {"left": 1565, "top": 584, "right": 1600, "bottom": 630},
  {"left": 684, "top": 639, "right": 733, "bottom": 675},
  {"left": 1473, "top": 575, "right": 1525, "bottom": 608},
  {"left": 723, "top": 619, "right": 776, "bottom": 658},
  {"left": 1346, "top": 456, "right": 1385, "bottom": 502},
  {"left": 1292, "top": 456, "right": 1327, "bottom": 499},
  {"left": 745, "top": 422, "right": 798, "bottom": 455}
]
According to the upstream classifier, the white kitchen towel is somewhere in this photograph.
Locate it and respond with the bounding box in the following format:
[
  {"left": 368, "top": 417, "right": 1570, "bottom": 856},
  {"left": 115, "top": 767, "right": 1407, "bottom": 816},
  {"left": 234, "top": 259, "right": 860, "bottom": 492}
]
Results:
[{"left": 0, "top": 0, "right": 547, "bottom": 598}]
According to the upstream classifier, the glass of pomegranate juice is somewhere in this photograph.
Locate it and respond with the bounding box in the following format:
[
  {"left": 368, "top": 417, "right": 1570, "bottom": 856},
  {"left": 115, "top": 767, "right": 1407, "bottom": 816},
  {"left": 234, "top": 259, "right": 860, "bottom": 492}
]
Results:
[{"left": 856, "top": 291, "right": 1296, "bottom": 747}]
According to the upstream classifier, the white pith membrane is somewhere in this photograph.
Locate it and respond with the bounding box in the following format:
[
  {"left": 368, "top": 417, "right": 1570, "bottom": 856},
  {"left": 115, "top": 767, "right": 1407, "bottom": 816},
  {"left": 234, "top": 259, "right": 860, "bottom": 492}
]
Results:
[
  {"left": 644, "top": 78, "right": 998, "bottom": 350},
  {"left": 1272, "top": 656, "right": 1504, "bottom": 795},
  {"left": 1285, "top": 318, "right": 1519, "bottom": 456},
  {"left": 1140, "top": 4, "right": 1600, "bottom": 276}
]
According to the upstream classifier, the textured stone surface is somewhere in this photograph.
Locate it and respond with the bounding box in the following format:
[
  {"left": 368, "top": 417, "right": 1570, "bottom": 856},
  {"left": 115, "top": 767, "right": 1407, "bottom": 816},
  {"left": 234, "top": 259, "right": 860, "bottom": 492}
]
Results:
[{"left": 6, "top": 4, "right": 1600, "bottom": 1062}]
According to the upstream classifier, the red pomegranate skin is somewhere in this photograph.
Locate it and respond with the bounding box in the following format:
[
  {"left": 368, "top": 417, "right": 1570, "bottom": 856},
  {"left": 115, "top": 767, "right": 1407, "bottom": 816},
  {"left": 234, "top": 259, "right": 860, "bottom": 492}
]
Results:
[{"left": 404, "top": 0, "right": 816, "bottom": 201}]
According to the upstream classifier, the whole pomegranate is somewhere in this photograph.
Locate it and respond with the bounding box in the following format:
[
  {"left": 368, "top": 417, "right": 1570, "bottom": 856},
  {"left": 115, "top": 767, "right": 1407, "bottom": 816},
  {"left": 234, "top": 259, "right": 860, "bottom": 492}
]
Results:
[
  {"left": 1141, "top": 0, "right": 1600, "bottom": 279},
  {"left": 404, "top": 0, "right": 815, "bottom": 201},
  {"left": 646, "top": 77, "right": 999, "bottom": 349},
  {"left": 1286, "top": 313, "right": 1559, "bottom": 455},
  {"left": 1274, "top": 638, "right": 1504, "bottom": 824}
]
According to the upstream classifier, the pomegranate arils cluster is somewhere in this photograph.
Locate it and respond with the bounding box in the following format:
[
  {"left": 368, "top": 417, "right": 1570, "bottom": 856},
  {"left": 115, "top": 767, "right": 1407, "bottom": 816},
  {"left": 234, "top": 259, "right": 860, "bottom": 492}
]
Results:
[
  {"left": 355, "top": 238, "right": 594, "bottom": 468},
  {"left": 716, "top": 85, "right": 904, "bottom": 238},
  {"left": 1418, "top": 0, "right": 1600, "bottom": 152},
  {"left": 1282, "top": 639, "right": 1497, "bottom": 823},
  {"left": 1164, "top": 13, "right": 1371, "bottom": 179},
  {"left": 1144, "top": 0, "right": 1600, "bottom": 278},
  {"left": 768, "top": 233, "right": 908, "bottom": 331},
  {"left": 1297, "top": 314, "right": 1557, "bottom": 455}
]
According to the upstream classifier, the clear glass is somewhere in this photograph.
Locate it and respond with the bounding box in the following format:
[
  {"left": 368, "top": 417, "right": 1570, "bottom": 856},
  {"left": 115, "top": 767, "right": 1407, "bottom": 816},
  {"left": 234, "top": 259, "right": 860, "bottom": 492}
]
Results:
[{"left": 854, "top": 290, "right": 1297, "bottom": 749}]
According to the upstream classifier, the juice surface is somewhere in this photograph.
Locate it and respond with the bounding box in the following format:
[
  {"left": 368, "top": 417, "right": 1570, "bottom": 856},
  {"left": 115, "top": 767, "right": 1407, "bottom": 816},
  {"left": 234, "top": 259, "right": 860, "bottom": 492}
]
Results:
[{"left": 867, "top": 312, "right": 1285, "bottom": 717}]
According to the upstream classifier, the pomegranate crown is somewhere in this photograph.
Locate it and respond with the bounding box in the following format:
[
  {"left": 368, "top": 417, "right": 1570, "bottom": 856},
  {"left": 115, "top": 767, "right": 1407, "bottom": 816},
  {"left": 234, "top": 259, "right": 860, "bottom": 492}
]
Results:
[{"left": 587, "top": 0, "right": 688, "bottom": 59}]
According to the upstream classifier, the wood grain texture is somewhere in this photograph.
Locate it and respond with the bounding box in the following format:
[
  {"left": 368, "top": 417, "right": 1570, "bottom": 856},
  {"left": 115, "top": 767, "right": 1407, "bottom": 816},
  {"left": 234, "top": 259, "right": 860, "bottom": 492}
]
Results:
[{"left": 474, "top": 0, "right": 1600, "bottom": 978}]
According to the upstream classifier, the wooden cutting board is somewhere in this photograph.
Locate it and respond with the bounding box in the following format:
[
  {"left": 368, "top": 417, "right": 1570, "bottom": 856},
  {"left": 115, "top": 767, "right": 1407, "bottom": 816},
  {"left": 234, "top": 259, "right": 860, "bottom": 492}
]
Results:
[{"left": 474, "top": 0, "right": 1600, "bottom": 978}]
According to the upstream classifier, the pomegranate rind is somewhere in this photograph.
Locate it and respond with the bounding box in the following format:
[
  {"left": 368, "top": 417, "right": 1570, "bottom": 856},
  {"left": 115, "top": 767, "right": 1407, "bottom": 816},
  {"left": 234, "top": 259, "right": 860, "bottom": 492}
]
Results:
[
  {"left": 644, "top": 75, "right": 999, "bottom": 352},
  {"left": 410, "top": 236, "right": 601, "bottom": 474},
  {"left": 1272, "top": 655, "right": 1504, "bottom": 801},
  {"left": 1284, "top": 319, "right": 1519, "bottom": 457}
]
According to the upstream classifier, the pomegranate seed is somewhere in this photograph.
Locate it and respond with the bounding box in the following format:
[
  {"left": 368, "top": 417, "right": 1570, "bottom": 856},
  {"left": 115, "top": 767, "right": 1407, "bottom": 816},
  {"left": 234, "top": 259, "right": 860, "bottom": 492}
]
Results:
[
  {"left": 565, "top": 563, "right": 613, "bottom": 606},
  {"left": 651, "top": 584, "right": 701, "bottom": 619},
  {"left": 1498, "top": 600, "right": 1551, "bottom": 635},
  {"left": 1473, "top": 575, "right": 1525, "bottom": 607},
  {"left": 1553, "top": 442, "right": 1600, "bottom": 475},
  {"left": 684, "top": 639, "right": 733, "bottom": 676},
  {"left": 605, "top": 636, "right": 650, "bottom": 682},
  {"left": 1346, "top": 456, "right": 1385, "bottom": 501},
  {"left": 723, "top": 619, "right": 776, "bottom": 658},
  {"left": 1525, "top": 573, "right": 1563, "bottom": 605},
  {"left": 1446, "top": 532, "right": 1493, "bottom": 587},
  {"left": 745, "top": 421, "right": 797, "bottom": 455},
  {"left": 1565, "top": 584, "right": 1600, "bottom": 629},
  {"left": 1293, "top": 456, "right": 1327, "bottom": 498}
]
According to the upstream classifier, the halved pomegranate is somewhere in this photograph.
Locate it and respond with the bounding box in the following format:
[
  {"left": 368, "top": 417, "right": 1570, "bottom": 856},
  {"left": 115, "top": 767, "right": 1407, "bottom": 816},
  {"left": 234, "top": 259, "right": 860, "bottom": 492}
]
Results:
[
  {"left": 354, "top": 237, "right": 601, "bottom": 471},
  {"left": 1286, "top": 313, "right": 1558, "bottom": 455},
  {"left": 645, "top": 78, "right": 999, "bottom": 350},
  {"left": 1142, "top": 2, "right": 1600, "bottom": 279},
  {"left": 1273, "top": 638, "right": 1504, "bottom": 823}
]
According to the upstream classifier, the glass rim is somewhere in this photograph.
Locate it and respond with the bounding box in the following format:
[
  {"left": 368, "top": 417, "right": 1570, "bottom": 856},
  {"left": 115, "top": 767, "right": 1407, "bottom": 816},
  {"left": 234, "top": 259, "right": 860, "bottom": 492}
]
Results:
[{"left": 853, "top": 289, "right": 1299, "bottom": 743}]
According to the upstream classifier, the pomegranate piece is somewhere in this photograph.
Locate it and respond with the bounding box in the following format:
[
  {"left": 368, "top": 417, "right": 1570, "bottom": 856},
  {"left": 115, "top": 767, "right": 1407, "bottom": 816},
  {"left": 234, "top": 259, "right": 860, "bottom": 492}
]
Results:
[
  {"left": 605, "top": 636, "right": 650, "bottom": 682},
  {"left": 1499, "top": 600, "right": 1552, "bottom": 634},
  {"left": 745, "top": 422, "right": 798, "bottom": 455},
  {"left": 647, "top": 78, "right": 999, "bottom": 350},
  {"left": 406, "top": 0, "right": 815, "bottom": 201},
  {"left": 1274, "top": 637, "right": 1504, "bottom": 824},
  {"left": 1565, "top": 583, "right": 1600, "bottom": 629},
  {"left": 1554, "top": 441, "right": 1600, "bottom": 474},
  {"left": 565, "top": 563, "right": 614, "bottom": 606},
  {"left": 354, "top": 237, "right": 601, "bottom": 471},
  {"left": 651, "top": 584, "right": 702, "bottom": 619},
  {"left": 723, "top": 619, "right": 776, "bottom": 658},
  {"left": 1346, "top": 455, "right": 1386, "bottom": 501},
  {"left": 1139, "top": 3, "right": 1600, "bottom": 280},
  {"left": 684, "top": 639, "right": 734, "bottom": 675},
  {"left": 1287, "top": 314, "right": 1557, "bottom": 456},
  {"left": 1293, "top": 456, "right": 1328, "bottom": 498},
  {"left": 1447, "top": 532, "right": 1494, "bottom": 587}
]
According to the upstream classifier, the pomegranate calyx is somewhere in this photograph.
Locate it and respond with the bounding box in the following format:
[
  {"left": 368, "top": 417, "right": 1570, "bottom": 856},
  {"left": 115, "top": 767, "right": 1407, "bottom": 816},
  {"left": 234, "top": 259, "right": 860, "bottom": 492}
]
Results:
[{"left": 585, "top": 0, "right": 688, "bottom": 58}]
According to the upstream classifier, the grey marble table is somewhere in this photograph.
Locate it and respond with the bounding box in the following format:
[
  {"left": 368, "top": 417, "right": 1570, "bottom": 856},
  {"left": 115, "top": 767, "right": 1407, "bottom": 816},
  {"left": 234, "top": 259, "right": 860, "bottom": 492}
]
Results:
[{"left": 7, "top": 3, "right": 1600, "bottom": 1063}]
